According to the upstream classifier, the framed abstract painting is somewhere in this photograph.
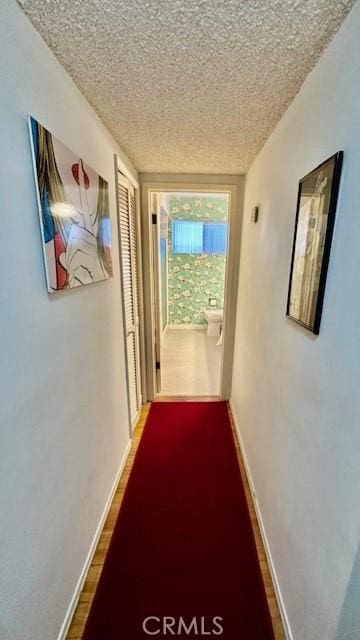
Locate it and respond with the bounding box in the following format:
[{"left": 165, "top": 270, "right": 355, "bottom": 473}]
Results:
[
  {"left": 29, "top": 116, "right": 113, "bottom": 292},
  {"left": 286, "top": 152, "right": 343, "bottom": 335}
]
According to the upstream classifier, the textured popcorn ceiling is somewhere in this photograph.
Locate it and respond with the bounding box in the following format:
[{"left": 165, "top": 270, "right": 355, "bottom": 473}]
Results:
[{"left": 18, "top": 0, "right": 355, "bottom": 174}]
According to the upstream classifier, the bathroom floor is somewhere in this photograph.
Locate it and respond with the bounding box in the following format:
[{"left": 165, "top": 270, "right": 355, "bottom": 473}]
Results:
[{"left": 159, "top": 327, "right": 222, "bottom": 396}]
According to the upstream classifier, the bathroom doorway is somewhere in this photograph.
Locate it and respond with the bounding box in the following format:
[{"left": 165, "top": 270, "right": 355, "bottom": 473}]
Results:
[
  {"left": 140, "top": 178, "right": 243, "bottom": 401},
  {"left": 152, "top": 190, "right": 230, "bottom": 396}
]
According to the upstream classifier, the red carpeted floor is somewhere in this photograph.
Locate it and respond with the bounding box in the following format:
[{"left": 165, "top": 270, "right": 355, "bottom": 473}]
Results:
[{"left": 83, "top": 401, "right": 274, "bottom": 639}]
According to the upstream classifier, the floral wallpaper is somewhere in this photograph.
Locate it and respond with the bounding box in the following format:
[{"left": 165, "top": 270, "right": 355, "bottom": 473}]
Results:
[{"left": 168, "top": 194, "right": 228, "bottom": 325}]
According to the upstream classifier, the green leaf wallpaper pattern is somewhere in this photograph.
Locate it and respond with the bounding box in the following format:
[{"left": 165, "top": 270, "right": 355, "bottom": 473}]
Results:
[{"left": 168, "top": 194, "right": 228, "bottom": 325}]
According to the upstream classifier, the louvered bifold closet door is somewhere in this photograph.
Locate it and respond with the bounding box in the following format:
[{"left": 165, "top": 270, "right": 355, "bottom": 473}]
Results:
[
  {"left": 129, "top": 190, "right": 139, "bottom": 329},
  {"left": 117, "top": 172, "right": 141, "bottom": 426}
]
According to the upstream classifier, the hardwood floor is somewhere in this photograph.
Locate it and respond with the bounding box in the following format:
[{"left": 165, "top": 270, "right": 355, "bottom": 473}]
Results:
[
  {"left": 66, "top": 404, "right": 151, "bottom": 639},
  {"left": 227, "top": 405, "right": 286, "bottom": 640},
  {"left": 66, "top": 401, "right": 285, "bottom": 640}
]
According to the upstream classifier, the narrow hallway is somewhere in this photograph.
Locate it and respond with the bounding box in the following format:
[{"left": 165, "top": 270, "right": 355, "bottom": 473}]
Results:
[
  {"left": 2, "top": 1, "right": 360, "bottom": 639},
  {"left": 68, "top": 402, "right": 282, "bottom": 639}
]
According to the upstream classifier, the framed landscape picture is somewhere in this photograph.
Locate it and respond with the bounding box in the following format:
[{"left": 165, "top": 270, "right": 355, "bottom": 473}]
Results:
[
  {"left": 286, "top": 152, "right": 343, "bottom": 334},
  {"left": 29, "top": 116, "right": 113, "bottom": 292}
]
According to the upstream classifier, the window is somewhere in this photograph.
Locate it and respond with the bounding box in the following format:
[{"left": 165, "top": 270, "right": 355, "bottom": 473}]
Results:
[
  {"left": 171, "top": 221, "right": 203, "bottom": 254},
  {"left": 171, "top": 221, "right": 228, "bottom": 255}
]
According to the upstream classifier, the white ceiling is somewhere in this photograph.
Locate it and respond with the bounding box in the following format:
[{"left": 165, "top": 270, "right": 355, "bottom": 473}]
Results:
[{"left": 18, "top": 0, "right": 355, "bottom": 174}]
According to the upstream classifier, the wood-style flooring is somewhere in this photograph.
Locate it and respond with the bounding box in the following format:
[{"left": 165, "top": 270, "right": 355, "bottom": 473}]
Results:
[{"left": 66, "top": 401, "right": 285, "bottom": 640}]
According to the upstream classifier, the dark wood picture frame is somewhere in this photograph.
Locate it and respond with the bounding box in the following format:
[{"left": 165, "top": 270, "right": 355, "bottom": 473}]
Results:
[{"left": 286, "top": 151, "right": 343, "bottom": 335}]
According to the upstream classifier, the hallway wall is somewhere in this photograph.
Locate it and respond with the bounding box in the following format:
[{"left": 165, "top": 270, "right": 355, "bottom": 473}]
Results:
[
  {"left": 231, "top": 2, "right": 360, "bottom": 640},
  {"left": 0, "top": 2, "right": 137, "bottom": 639}
]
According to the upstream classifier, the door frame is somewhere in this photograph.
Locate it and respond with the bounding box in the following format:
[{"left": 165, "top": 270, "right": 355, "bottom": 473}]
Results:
[
  {"left": 140, "top": 174, "right": 245, "bottom": 401},
  {"left": 152, "top": 192, "right": 162, "bottom": 393},
  {"left": 115, "top": 155, "right": 147, "bottom": 433}
]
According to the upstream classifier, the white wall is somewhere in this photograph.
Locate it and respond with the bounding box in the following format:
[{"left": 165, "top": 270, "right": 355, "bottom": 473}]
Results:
[
  {"left": 231, "top": 2, "right": 360, "bottom": 639},
  {"left": 0, "top": 2, "right": 137, "bottom": 639}
]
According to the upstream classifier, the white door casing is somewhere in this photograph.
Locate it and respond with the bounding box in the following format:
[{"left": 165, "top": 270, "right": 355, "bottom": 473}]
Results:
[
  {"left": 140, "top": 177, "right": 245, "bottom": 400},
  {"left": 117, "top": 170, "right": 142, "bottom": 430},
  {"left": 151, "top": 194, "right": 162, "bottom": 393}
]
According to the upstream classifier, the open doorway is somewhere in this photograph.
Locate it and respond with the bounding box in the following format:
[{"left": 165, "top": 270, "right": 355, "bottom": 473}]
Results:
[
  {"left": 141, "top": 178, "right": 244, "bottom": 401},
  {"left": 153, "top": 191, "right": 230, "bottom": 396}
]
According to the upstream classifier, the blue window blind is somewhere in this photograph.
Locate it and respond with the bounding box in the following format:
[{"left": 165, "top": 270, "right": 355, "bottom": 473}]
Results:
[
  {"left": 171, "top": 221, "right": 203, "bottom": 254},
  {"left": 171, "top": 220, "right": 228, "bottom": 254},
  {"left": 203, "top": 223, "right": 228, "bottom": 254}
]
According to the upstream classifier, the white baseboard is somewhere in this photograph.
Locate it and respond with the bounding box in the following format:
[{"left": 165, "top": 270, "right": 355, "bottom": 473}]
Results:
[
  {"left": 229, "top": 399, "right": 294, "bottom": 640},
  {"left": 167, "top": 323, "right": 206, "bottom": 331},
  {"left": 56, "top": 438, "right": 132, "bottom": 640}
]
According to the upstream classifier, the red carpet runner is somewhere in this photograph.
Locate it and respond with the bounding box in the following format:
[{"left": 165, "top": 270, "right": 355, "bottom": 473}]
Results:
[{"left": 83, "top": 402, "right": 274, "bottom": 639}]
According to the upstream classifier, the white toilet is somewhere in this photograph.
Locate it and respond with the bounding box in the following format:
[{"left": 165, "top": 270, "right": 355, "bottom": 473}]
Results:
[{"left": 204, "top": 308, "right": 223, "bottom": 337}]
